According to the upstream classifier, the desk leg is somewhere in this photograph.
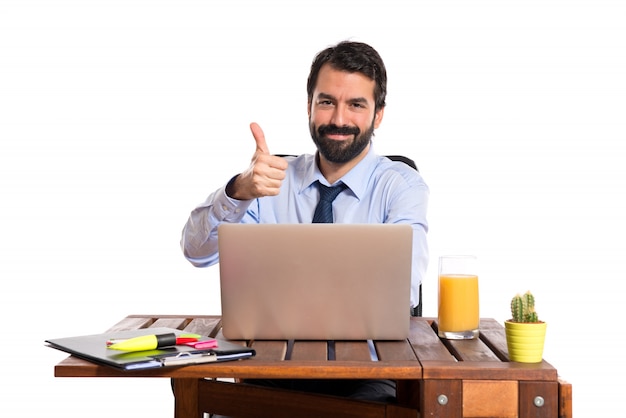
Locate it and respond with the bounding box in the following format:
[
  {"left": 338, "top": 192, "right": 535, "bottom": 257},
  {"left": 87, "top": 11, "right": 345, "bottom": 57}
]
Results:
[
  {"left": 421, "top": 379, "right": 462, "bottom": 418},
  {"left": 172, "top": 378, "right": 202, "bottom": 418},
  {"left": 558, "top": 378, "right": 573, "bottom": 418},
  {"left": 519, "top": 381, "right": 558, "bottom": 418},
  {"left": 396, "top": 380, "right": 420, "bottom": 410}
]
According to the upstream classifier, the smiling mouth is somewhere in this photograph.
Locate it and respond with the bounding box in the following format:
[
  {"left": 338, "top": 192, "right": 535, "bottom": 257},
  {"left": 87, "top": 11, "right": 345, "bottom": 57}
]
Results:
[
  {"left": 318, "top": 125, "right": 360, "bottom": 140},
  {"left": 324, "top": 133, "right": 354, "bottom": 141}
]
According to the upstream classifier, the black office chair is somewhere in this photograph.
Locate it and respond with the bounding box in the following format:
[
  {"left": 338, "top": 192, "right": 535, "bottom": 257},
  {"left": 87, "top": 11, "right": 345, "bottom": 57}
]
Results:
[
  {"left": 276, "top": 153, "right": 423, "bottom": 317},
  {"left": 385, "top": 155, "right": 421, "bottom": 317}
]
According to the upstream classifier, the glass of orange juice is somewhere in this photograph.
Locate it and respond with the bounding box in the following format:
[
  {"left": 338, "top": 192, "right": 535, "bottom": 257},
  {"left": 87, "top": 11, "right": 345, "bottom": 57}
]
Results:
[{"left": 438, "top": 255, "right": 479, "bottom": 339}]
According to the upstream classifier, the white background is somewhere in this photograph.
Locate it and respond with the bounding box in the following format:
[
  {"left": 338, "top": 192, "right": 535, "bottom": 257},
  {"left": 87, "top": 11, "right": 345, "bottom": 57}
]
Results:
[{"left": 1, "top": 0, "right": 624, "bottom": 417}]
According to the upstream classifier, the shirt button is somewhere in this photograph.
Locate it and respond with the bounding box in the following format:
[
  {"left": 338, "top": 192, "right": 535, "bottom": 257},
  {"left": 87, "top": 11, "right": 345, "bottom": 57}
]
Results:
[
  {"left": 222, "top": 205, "right": 228, "bottom": 211},
  {"left": 235, "top": 209, "right": 241, "bottom": 214}
]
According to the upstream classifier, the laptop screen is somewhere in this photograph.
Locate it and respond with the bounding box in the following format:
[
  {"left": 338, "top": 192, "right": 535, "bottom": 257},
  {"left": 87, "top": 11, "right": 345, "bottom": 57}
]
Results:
[{"left": 218, "top": 223, "right": 413, "bottom": 340}]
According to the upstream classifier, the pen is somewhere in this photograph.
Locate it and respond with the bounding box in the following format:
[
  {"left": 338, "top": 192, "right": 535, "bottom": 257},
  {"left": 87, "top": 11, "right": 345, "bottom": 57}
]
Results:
[{"left": 107, "top": 333, "right": 201, "bottom": 351}]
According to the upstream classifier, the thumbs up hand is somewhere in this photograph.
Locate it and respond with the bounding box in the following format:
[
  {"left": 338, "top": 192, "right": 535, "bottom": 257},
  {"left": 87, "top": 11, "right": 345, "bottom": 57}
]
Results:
[{"left": 226, "top": 122, "right": 288, "bottom": 200}]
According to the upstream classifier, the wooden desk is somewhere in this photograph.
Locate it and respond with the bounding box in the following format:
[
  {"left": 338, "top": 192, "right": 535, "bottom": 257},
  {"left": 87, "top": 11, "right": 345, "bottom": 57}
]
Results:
[{"left": 54, "top": 315, "right": 572, "bottom": 418}]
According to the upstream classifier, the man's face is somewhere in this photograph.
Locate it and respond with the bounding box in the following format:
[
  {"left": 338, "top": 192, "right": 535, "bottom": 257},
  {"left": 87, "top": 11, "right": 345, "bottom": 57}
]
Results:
[{"left": 308, "top": 64, "right": 384, "bottom": 164}]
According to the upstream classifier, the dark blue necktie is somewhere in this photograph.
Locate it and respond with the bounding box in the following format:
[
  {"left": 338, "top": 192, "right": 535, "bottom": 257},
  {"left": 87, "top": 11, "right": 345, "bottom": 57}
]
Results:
[{"left": 312, "top": 181, "right": 347, "bottom": 223}]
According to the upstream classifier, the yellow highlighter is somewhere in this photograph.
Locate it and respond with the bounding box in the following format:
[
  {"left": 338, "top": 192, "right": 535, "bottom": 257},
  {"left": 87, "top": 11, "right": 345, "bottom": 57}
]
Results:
[{"left": 107, "top": 333, "right": 187, "bottom": 352}]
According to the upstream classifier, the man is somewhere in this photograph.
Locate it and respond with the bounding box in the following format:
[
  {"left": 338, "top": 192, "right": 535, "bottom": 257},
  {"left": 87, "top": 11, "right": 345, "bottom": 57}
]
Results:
[{"left": 181, "top": 40, "right": 429, "bottom": 404}]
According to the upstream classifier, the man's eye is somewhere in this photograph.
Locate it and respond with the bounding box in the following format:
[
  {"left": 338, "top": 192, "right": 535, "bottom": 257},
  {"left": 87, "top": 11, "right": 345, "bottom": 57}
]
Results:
[{"left": 319, "top": 100, "right": 333, "bottom": 106}]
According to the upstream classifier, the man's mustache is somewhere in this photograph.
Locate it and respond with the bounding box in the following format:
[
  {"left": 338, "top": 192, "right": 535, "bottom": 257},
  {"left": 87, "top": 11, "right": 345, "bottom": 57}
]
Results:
[{"left": 317, "top": 124, "right": 360, "bottom": 137}]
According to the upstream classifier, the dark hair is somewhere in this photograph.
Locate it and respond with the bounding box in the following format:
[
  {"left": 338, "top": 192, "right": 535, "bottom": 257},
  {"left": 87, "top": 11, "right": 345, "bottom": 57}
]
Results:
[{"left": 307, "top": 41, "right": 387, "bottom": 110}]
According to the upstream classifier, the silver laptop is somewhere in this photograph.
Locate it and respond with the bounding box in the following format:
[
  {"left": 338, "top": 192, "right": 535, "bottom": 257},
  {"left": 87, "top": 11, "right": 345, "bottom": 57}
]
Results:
[{"left": 218, "top": 223, "right": 412, "bottom": 340}]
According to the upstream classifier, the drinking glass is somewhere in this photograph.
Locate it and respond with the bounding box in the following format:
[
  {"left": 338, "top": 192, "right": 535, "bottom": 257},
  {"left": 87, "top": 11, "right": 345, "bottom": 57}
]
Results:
[{"left": 438, "top": 255, "right": 480, "bottom": 339}]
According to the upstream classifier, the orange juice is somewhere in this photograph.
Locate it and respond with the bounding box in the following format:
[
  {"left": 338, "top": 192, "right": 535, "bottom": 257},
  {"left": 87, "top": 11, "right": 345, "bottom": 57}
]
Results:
[{"left": 438, "top": 274, "right": 479, "bottom": 336}]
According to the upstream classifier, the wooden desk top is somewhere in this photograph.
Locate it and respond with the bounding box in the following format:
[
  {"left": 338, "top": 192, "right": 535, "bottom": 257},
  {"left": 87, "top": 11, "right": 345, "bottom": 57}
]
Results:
[{"left": 54, "top": 315, "right": 559, "bottom": 382}]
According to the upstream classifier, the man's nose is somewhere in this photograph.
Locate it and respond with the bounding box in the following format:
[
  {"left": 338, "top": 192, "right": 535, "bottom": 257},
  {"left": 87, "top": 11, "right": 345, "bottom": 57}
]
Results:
[{"left": 329, "top": 105, "right": 347, "bottom": 126}]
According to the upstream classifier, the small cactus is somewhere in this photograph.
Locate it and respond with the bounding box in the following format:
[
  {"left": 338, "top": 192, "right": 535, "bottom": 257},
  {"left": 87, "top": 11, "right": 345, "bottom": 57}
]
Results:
[{"left": 510, "top": 291, "right": 540, "bottom": 323}]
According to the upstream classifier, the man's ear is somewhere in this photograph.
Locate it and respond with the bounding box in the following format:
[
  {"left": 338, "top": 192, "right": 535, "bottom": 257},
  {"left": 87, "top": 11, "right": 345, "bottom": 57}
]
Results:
[{"left": 373, "top": 107, "right": 385, "bottom": 129}]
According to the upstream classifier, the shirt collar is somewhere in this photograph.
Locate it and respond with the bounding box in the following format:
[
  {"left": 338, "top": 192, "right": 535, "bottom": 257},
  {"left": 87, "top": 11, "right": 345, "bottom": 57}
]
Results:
[{"left": 300, "top": 144, "right": 378, "bottom": 201}]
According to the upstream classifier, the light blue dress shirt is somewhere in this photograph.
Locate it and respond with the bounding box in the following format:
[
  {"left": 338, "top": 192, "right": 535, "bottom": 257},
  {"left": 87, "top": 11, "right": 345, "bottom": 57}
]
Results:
[{"left": 181, "top": 146, "right": 429, "bottom": 308}]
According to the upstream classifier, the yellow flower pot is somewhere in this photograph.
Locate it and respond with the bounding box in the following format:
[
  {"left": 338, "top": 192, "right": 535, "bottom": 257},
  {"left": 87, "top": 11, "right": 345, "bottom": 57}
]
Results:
[{"left": 504, "top": 320, "right": 547, "bottom": 363}]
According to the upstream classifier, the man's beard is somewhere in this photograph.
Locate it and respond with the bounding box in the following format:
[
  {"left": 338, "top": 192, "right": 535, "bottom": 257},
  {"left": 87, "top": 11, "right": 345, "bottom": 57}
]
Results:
[{"left": 309, "top": 119, "right": 375, "bottom": 164}]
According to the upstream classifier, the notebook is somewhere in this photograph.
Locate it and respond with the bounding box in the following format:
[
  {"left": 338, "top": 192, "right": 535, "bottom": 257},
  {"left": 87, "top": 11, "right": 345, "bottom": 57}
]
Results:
[
  {"left": 46, "top": 327, "right": 255, "bottom": 370},
  {"left": 218, "top": 223, "right": 413, "bottom": 340}
]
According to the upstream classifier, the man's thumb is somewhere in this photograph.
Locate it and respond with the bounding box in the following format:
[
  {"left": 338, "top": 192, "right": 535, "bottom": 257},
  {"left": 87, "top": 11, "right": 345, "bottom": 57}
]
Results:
[{"left": 250, "top": 122, "right": 269, "bottom": 154}]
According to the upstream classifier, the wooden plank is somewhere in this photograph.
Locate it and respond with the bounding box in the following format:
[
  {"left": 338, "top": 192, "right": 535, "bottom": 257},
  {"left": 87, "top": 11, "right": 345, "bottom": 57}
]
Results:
[
  {"left": 385, "top": 404, "right": 419, "bottom": 418},
  {"left": 444, "top": 338, "right": 502, "bottom": 362},
  {"left": 182, "top": 317, "right": 222, "bottom": 337},
  {"left": 408, "top": 318, "right": 454, "bottom": 361},
  {"left": 335, "top": 341, "right": 373, "bottom": 361},
  {"left": 432, "top": 318, "right": 502, "bottom": 363},
  {"left": 172, "top": 378, "right": 202, "bottom": 418},
  {"left": 559, "top": 378, "right": 573, "bottom": 418},
  {"left": 478, "top": 318, "right": 509, "bottom": 360},
  {"left": 152, "top": 317, "right": 192, "bottom": 329},
  {"left": 421, "top": 379, "right": 462, "bottom": 418},
  {"left": 197, "top": 379, "right": 391, "bottom": 418},
  {"left": 105, "top": 316, "right": 155, "bottom": 332},
  {"left": 291, "top": 341, "right": 328, "bottom": 361},
  {"left": 519, "top": 381, "right": 558, "bottom": 418},
  {"left": 54, "top": 358, "right": 423, "bottom": 379},
  {"left": 105, "top": 315, "right": 222, "bottom": 335},
  {"left": 463, "top": 380, "right": 518, "bottom": 418},
  {"left": 375, "top": 340, "right": 418, "bottom": 362},
  {"left": 395, "top": 380, "right": 420, "bottom": 411},
  {"left": 249, "top": 340, "right": 287, "bottom": 361},
  {"left": 421, "top": 360, "right": 558, "bottom": 381}
]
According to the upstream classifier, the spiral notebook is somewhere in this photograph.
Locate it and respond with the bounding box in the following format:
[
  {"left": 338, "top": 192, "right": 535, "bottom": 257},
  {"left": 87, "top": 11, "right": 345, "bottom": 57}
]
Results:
[{"left": 218, "top": 223, "right": 413, "bottom": 340}]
